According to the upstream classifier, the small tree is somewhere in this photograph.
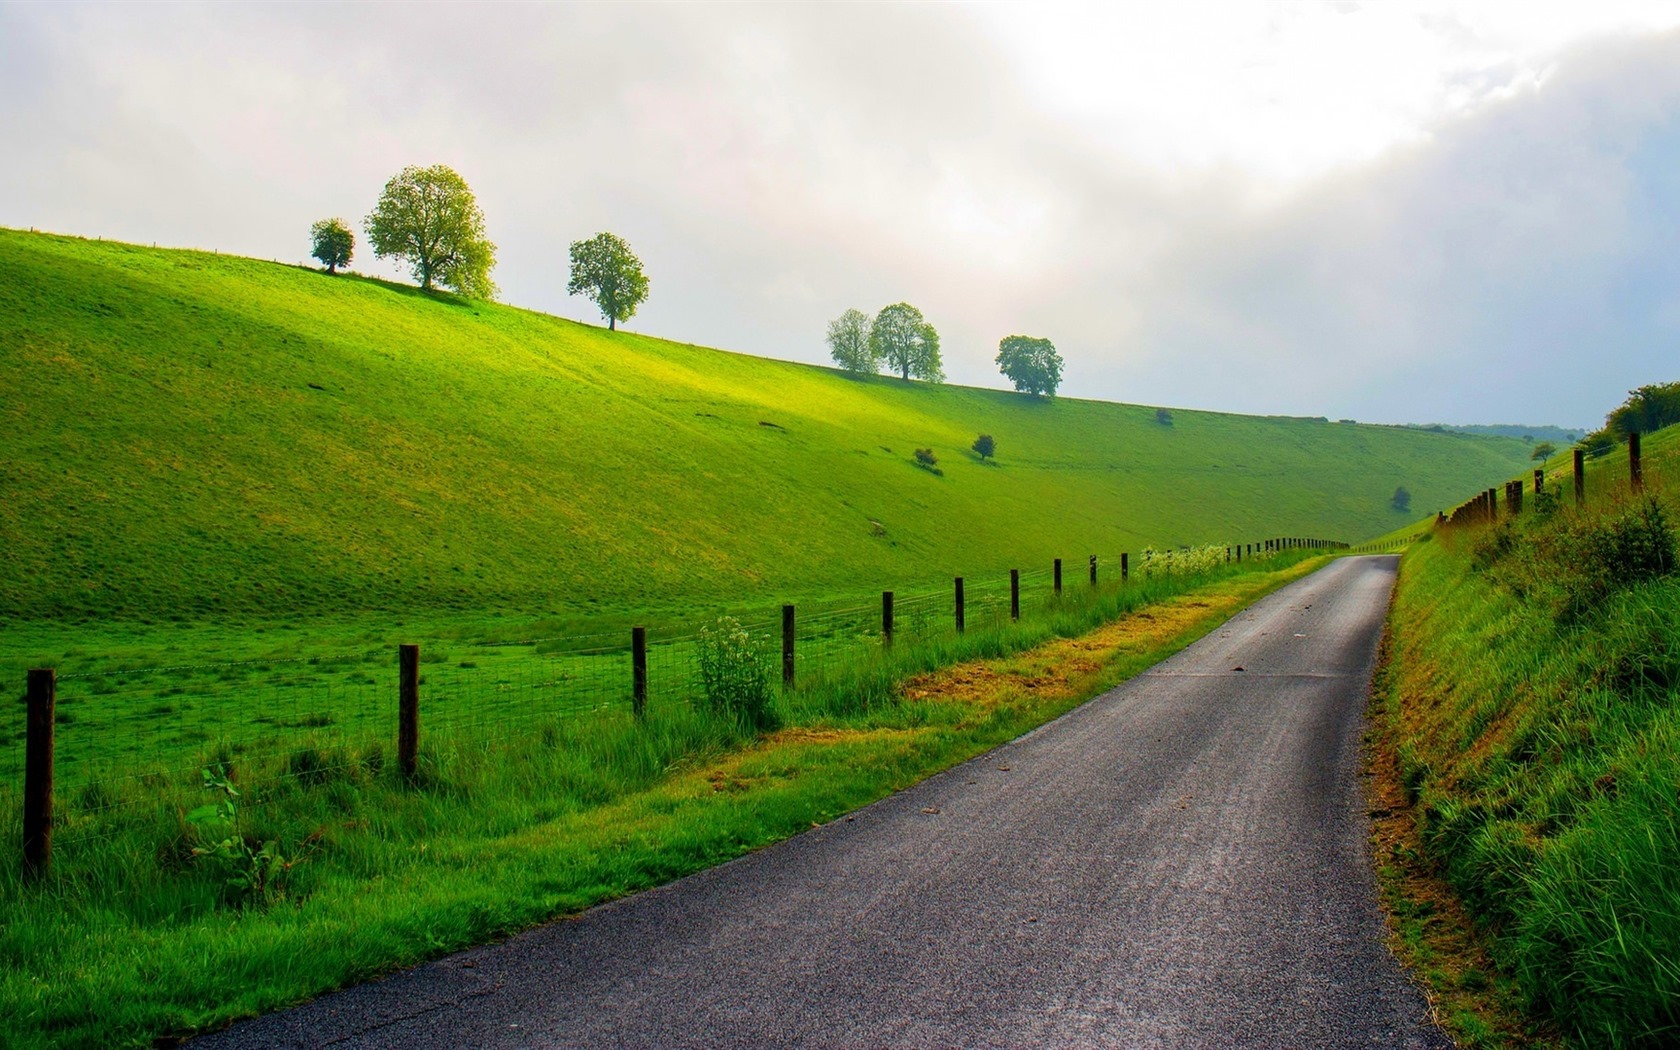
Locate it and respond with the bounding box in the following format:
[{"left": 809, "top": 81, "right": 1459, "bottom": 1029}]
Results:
[
  {"left": 1156, "top": 407, "right": 1174, "bottom": 426},
  {"left": 995, "top": 335, "right": 1064, "bottom": 396},
  {"left": 567, "top": 232, "right": 649, "bottom": 331},
  {"left": 826, "top": 308, "right": 876, "bottom": 374},
  {"left": 1606, "top": 381, "right": 1680, "bottom": 438},
  {"left": 1391, "top": 486, "right": 1412, "bottom": 513},
  {"left": 972, "top": 434, "right": 995, "bottom": 461},
  {"left": 1531, "top": 441, "right": 1558, "bottom": 462},
  {"left": 870, "top": 303, "right": 942, "bottom": 382},
  {"left": 309, "top": 218, "right": 354, "bottom": 274},
  {"left": 364, "top": 164, "right": 497, "bottom": 298},
  {"left": 914, "top": 448, "right": 938, "bottom": 467}
]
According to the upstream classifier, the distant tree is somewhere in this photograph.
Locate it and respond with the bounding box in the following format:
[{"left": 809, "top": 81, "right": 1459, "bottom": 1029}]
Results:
[
  {"left": 870, "top": 303, "right": 943, "bottom": 382},
  {"left": 826, "top": 308, "right": 876, "bottom": 374},
  {"left": 567, "top": 232, "right": 650, "bottom": 331},
  {"left": 1580, "top": 429, "right": 1616, "bottom": 458},
  {"left": 1531, "top": 441, "right": 1558, "bottom": 461},
  {"left": 914, "top": 448, "right": 938, "bottom": 467},
  {"left": 972, "top": 433, "right": 995, "bottom": 461},
  {"left": 364, "top": 164, "right": 497, "bottom": 298},
  {"left": 1606, "top": 381, "right": 1680, "bottom": 438},
  {"left": 309, "top": 218, "right": 354, "bottom": 273},
  {"left": 1391, "top": 486, "right": 1412, "bottom": 513},
  {"left": 994, "top": 335, "right": 1063, "bottom": 396},
  {"left": 1156, "top": 407, "right": 1174, "bottom": 426}
]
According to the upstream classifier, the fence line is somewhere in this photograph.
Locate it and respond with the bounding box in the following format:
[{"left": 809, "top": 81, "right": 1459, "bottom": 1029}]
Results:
[{"left": 11, "top": 536, "right": 1357, "bottom": 877}]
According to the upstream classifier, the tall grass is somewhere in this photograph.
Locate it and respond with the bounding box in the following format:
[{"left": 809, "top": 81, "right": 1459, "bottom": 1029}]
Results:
[{"left": 1383, "top": 426, "right": 1680, "bottom": 1046}]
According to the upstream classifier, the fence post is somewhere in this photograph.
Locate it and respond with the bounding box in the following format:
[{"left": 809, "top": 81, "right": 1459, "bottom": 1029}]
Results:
[
  {"left": 631, "top": 628, "right": 647, "bottom": 718},
  {"left": 1534, "top": 469, "right": 1544, "bottom": 496},
  {"left": 1489, "top": 487, "right": 1498, "bottom": 520},
  {"left": 24, "top": 669, "right": 54, "bottom": 881},
  {"left": 1089, "top": 555, "right": 1097, "bottom": 585},
  {"left": 1054, "top": 558, "right": 1062, "bottom": 596},
  {"left": 954, "top": 577, "right": 965, "bottom": 633},
  {"left": 1630, "top": 431, "right": 1643, "bottom": 493},
  {"left": 782, "top": 605, "right": 795, "bottom": 688},
  {"left": 398, "top": 644, "right": 420, "bottom": 784},
  {"left": 1010, "top": 570, "right": 1020, "bottom": 621},
  {"left": 1574, "top": 448, "right": 1585, "bottom": 505},
  {"left": 1121, "top": 552, "right": 1130, "bottom": 580},
  {"left": 882, "top": 591, "right": 894, "bottom": 646}
]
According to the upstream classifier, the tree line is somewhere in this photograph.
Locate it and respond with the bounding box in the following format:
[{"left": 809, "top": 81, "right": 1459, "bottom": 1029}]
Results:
[
  {"left": 826, "top": 306, "right": 1065, "bottom": 396},
  {"left": 308, "top": 164, "right": 650, "bottom": 330}
]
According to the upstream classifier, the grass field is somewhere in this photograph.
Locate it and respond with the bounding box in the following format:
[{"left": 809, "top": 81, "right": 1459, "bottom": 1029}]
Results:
[
  {"left": 1376, "top": 424, "right": 1680, "bottom": 1046},
  {"left": 0, "top": 548, "right": 1325, "bottom": 1048},
  {"left": 0, "top": 227, "right": 1532, "bottom": 633}
]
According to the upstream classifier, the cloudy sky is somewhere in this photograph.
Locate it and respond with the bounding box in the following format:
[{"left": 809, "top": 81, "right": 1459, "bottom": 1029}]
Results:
[{"left": 5, "top": 2, "right": 1680, "bottom": 428}]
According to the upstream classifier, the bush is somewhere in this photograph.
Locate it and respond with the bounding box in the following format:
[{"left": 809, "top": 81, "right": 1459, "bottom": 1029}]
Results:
[
  {"left": 1155, "top": 407, "right": 1173, "bottom": 426},
  {"left": 971, "top": 434, "right": 995, "bottom": 461},
  {"left": 696, "top": 617, "right": 779, "bottom": 731},
  {"left": 914, "top": 448, "right": 937, "bottom": 466}
]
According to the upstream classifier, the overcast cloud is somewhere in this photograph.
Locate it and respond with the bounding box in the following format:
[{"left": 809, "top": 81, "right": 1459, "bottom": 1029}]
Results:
[{"left": 4, "top": 1, "right": 1679, "bottom": 427}]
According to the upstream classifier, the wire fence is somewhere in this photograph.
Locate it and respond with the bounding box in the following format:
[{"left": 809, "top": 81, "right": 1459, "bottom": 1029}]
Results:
[{"left": 7, "top": 538, "right": 1347, "bottom": 870}]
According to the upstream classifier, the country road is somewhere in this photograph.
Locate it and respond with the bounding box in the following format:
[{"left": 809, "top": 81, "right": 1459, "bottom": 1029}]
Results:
[{"left": 198, "top": 555, "right": 1446, "bottom": 1049}]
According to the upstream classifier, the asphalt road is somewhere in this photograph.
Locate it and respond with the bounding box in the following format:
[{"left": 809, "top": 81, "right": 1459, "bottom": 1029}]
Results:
[{"left": 198, "top": 555, "right": 1445, "bottom": 1049}]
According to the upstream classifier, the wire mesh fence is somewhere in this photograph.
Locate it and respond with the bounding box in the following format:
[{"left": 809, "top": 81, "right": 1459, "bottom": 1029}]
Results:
[{"left": 7, "top": 539, "right": 1345, "bottom": 871}]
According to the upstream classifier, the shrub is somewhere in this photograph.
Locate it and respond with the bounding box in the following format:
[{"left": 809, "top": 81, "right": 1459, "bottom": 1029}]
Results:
[
  {"left": 914, "top": 448, "right": 937, "bottom": 466},
  {"left": 1155, "top": 407, "right": 1173, "bottom": 426},
  {"left": 1391, "top": 486, "right": 1412, "bottom": 513},
  {"left": 971, "top": 434, "right": 995, "bottom": 461},
  {"left": 696, "top": 617, "right": 778, "bottom": 731}
]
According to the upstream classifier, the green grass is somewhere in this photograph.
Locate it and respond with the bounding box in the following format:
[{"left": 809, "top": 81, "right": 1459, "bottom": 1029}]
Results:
[
  {"left": 1379, "top": 424, "right": 1680, "bottom": 1047},
  {"left": 0, "top": 551, "right": 1324, "bottom": 1049},
  {"left": 0, "top": 227, "right": 1531, "bottom": 631}
]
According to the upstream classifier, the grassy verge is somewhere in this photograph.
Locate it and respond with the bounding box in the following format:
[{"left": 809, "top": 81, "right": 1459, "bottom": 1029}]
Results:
[
  {"left": 0, "top": 555, "right": 1323, "bottom": 1048},
  {"left": 1372, "top": 431, "right": 1680, "bottom": 1047}
]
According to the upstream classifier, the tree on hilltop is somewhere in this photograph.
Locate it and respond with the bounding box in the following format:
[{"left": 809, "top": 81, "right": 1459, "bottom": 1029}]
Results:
[
  {"left": 827, "top": 308, "right": 876, "bottom": 374},
  {"left": 309, "top": 218, "right": 354, "bottom": 274},
  {"left": 1531, "top": 441, "right": 1557, "bottom": 462},
  {"left": 995, "top": 334, "right": 1063, "bottom": 396},
  {"left": 568, "top": 232, "right": 649, "bottom": 331},
  {"left": 364, "top": 164, "right": 498, "bottom": 298},
  {"left": 972, "top": 434, "right": 995, "bottom": 461},
  {"left": 1606, "top": 381, "right": 1680, "bottom": 438},
  {"left": 870, "top": 303, "right": 942, "bottom": 382}
]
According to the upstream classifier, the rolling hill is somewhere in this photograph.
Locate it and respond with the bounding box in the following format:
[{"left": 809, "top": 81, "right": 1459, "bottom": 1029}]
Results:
[{"left": 0, "top": 228, "right": 1533, "bottom": 622}]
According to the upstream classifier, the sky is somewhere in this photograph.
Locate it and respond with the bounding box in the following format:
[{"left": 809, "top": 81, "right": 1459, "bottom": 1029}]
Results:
[{"left": 4, "top": 2, "right": 1680, "bottom": 429}]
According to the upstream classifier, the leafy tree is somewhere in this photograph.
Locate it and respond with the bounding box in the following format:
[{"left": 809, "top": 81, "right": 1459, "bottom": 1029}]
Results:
[
  {"left": 1531, "top": 441, "right": 1558, "bottom": 462},
  {"left": 1606, "top": 381, "right": 1680, "bottom": 438},
  {"left": 1391, "top": 486, "right": 1412, "bottom": 513},
  {"left": 972, "top": 433, "right": 995, "bottom": 460},
  {"left": 309, "top": 218, "right": 354, "bottom": 274},
  {"left": 1580, "top": 428, "right": 1616, "bottom": 458},
  {"left": 826, "top": 308, "right": 876, "bottom": 374},
  {"left": 364, "top": 165, "right": 497, "bottom": 298},
  {"left": 995, "top": 335, "right": 1064, "bottom": 396},
  {"left": 1156, "top": 407, "right": 1174, "bottom": 426},
  {"left": 870, "top": 303, "right": 942, "bottom": 382},
  {"left": 568, "top": 232, "right": 649, "bottom": 331}
]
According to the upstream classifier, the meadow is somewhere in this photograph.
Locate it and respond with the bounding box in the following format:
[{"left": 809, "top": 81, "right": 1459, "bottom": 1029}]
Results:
[{"left": 1377, "top": 424, "right": 1680, "bottom": 1047}]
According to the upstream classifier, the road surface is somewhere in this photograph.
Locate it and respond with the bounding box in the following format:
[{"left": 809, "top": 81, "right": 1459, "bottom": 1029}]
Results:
[{"left": 198, "top": 555, "right": 1444, "bottom": 1048}]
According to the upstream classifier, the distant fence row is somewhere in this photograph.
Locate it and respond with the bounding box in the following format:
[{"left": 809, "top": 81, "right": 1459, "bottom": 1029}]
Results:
[
  {"left": 1440, "top": 430, "right": 1665, "bottom": 530},
  {"left": 11, "top": 536, "right": 1353, "bottom": 878}
]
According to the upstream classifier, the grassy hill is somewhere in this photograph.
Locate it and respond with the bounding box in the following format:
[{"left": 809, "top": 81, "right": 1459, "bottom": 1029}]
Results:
[{"left": 0, "top": 228, "right": 1533, "bottom": 623}]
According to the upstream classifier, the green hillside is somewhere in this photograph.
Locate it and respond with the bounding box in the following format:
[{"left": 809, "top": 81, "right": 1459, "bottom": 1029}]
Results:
[{"left": 0, "top": 229, "right": 1532, "bottom": 622}]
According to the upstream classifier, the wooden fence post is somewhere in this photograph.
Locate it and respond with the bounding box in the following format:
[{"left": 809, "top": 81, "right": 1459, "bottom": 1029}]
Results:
[
  {"left": 1574, "top": 448, "right": 1585, "bottom": 505},
  {"left": 781, "top": 605, "right": 795, "bottom": 688},
  {"left": 1054, "top": 558, "right": 1062, "bottom": 596},
  {"left": 631, "top": 628, "right": 647, "bottom": 718},
  {"left": 1630, "top": 431, "right": 1643, "bottom": 493},
  {"left": 1534, "top": 469, "right": 1544, "bottom": 496},
  {"left": 1010, "top": 570, "right": 1020, "bottom": 621},
  {"left": 954, "top": 577, "right": 965, "bottom": 633},
  {"left": 1121, "top": 552, "right": 1130, "bottom": 580},
  {"left": 1089, "top": 555, "right": 1097, "bottom": 585},
  {"left": 398, "top": 644, "right": 420, "bottom": 783},
  {"left": 24, "top": 669, "right": 54, "bottom": 881},
  {"left": 882, "top": 591, "right": 894, "bottom": 646}
]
